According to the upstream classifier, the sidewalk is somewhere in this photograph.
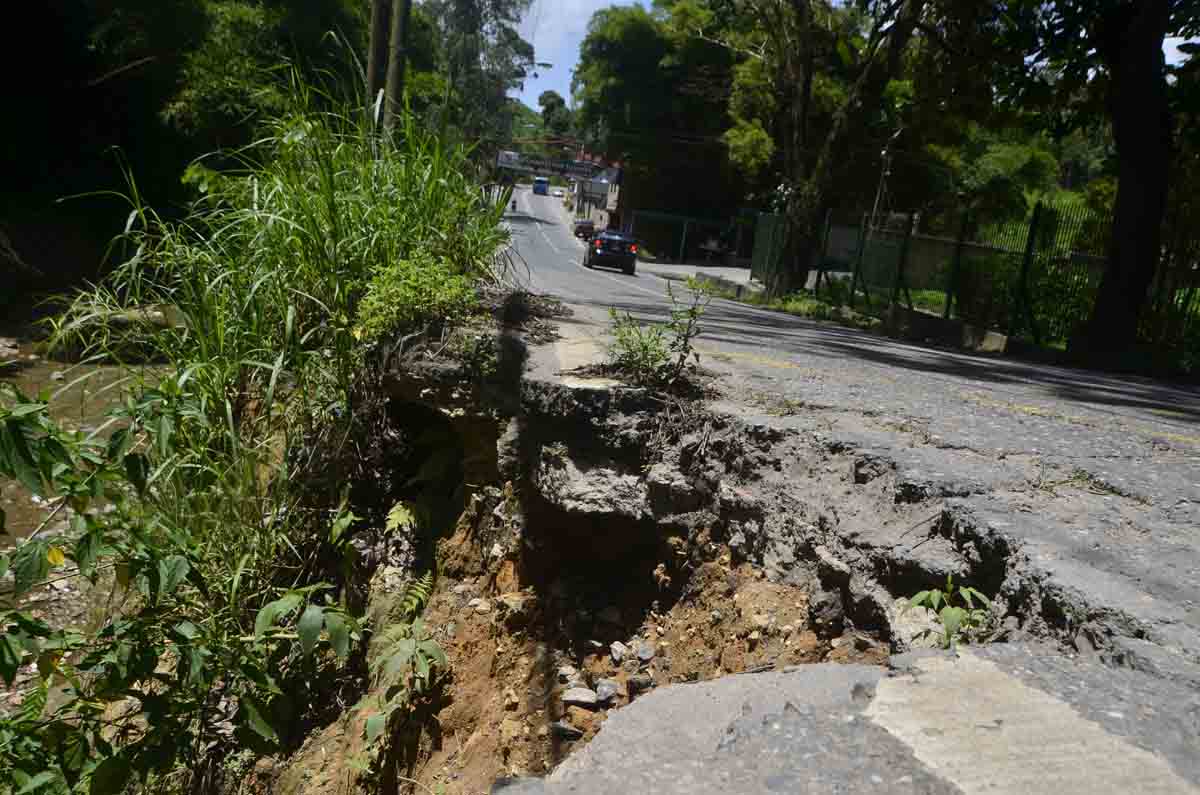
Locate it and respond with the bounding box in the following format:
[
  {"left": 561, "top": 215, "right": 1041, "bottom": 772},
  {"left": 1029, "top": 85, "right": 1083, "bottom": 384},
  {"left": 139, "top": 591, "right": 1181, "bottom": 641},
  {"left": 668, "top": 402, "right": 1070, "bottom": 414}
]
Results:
[{"left": 638, "top": 261, "right": 763, "bottom": 296}]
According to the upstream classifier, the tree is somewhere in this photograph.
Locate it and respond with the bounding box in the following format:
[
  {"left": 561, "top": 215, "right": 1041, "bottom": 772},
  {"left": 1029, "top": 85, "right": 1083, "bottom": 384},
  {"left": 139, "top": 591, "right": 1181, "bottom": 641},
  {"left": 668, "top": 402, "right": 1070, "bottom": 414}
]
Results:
[
  {"left": 368, "top": 0, "right": 392, "bottom": 107},
  {"left": 666, "top": 0, "right": 928, "bottom": 294},
  {"left": 537, "top": 89, "right": 572, "bottom": 137},
  {"left": 383, "top": 0, "right": 414, "bottom": 133},
  {"left": 573, "top": 3, "right": 737, "bottom": 229},
  {"left": 1005, "top": 0, "right": 1200, "bottom": 354},
  {"left": 424, "top": 0, "right": 536, "bottom": 150}
]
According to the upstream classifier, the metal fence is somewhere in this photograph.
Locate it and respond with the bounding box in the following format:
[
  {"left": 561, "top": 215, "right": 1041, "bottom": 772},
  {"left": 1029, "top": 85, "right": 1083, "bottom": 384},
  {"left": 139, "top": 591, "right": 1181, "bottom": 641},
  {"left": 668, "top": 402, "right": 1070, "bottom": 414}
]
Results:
[{"left": 751, "top": 198, "right": 1200, "bottom": 370}]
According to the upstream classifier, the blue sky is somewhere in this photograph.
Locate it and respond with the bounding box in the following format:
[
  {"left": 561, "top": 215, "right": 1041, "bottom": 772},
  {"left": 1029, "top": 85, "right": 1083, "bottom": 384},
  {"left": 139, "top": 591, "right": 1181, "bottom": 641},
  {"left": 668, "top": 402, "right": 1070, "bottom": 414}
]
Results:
[
  {"left": 511, "top": 2, "right": 1195, "bottom": 111},
  {"left": 514, "top": 0, "right": 636, "bottom": 110}
]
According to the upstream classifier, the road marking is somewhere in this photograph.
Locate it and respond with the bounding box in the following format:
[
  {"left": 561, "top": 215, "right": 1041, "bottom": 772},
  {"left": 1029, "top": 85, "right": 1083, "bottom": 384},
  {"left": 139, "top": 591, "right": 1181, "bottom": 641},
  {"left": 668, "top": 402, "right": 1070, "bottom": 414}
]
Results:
[{"left": 866, "top": 650, "right": 1197, "bottom": 794}]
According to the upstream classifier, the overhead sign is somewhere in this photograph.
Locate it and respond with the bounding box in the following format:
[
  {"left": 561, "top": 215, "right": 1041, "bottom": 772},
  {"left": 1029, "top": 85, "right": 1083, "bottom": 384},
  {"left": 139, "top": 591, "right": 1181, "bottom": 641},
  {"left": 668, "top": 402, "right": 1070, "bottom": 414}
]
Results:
[{"left": 497, "top": 151, "right": 602, "bottom": 180}]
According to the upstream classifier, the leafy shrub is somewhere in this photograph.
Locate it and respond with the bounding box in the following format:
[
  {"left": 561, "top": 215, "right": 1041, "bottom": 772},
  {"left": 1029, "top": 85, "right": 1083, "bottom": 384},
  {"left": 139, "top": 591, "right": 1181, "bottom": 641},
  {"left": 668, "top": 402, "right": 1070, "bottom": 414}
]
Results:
[
  {"left": 607, "top": 284, "right": 708, "bottom": 388},
  {"left": 355, "top": 252, "right": 478, "bottom": 342},
  {"left": 608, "top": 309, "right": 670, "bottom": 380}
]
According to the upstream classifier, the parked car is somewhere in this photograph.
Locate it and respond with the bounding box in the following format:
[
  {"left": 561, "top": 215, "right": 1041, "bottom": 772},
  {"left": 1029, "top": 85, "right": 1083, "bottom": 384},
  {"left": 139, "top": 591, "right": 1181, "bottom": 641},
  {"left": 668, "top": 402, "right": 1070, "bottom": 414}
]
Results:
[
  {"left": 553, "top": 188, "right": 565, "bottom": 197},
  {"left": 572, "top": 219, "right": 595, "bottom": 240},
  {"left": 583, "top": 230, "right": 638, "bottom": 275}
]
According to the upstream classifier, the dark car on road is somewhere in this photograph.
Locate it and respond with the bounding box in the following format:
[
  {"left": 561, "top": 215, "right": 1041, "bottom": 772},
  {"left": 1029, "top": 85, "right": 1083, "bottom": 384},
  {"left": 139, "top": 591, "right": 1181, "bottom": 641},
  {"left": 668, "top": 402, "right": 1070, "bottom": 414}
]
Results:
[
  {"left": 572, "top": 218, "right": 595, "bottom": 240},
  {"left": 583, "top": 231, "right": 638, "bottom": 275}
]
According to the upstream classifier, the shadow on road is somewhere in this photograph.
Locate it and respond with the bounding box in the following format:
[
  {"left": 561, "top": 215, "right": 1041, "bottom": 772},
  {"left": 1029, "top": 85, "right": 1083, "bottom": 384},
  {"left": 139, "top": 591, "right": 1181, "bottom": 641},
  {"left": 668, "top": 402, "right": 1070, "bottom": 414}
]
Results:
[
  {"left": 504, "top": 211, "right": 560, "bottom": 227},
  {"left": 571, "top": 292, "right": 1200, "bottom": 426}
]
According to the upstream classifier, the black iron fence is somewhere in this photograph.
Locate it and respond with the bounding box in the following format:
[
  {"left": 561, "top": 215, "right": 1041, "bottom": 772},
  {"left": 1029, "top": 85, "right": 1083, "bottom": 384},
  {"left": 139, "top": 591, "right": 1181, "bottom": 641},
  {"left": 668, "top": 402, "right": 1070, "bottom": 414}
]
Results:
[{"left": 752, "top": 197, "right": 1200, "bottom": 374}]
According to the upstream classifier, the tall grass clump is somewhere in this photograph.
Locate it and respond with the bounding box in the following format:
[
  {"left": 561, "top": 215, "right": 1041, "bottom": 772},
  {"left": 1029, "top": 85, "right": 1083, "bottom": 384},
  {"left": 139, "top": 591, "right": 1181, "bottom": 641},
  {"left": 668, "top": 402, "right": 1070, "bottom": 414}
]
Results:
[{"left": 0, "top": 79, "right": 509, "bottom": 793}]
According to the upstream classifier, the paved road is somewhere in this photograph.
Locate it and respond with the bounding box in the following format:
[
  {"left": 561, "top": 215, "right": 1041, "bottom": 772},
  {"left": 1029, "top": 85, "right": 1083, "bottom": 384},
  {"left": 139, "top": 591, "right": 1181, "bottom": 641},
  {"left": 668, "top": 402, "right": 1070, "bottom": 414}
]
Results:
[
  {"left": 495, "top": 645, "right": 1200, "bottom": 795},
  {"left": 507, "top": 184, "right": 1200, "bottom": 663},
  {"left": 504, "top": 186, "right": 1200, "bottom": 790}
]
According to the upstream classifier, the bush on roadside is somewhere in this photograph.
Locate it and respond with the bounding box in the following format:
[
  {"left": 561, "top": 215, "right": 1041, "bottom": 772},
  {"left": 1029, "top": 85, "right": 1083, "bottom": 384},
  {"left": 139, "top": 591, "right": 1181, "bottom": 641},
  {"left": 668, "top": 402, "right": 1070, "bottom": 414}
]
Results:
[
  {"left": 1, "top": 78, "right": 506, "bottom": 793},
  {"left": 607, "top": 283, "right": 708, "bottom": 389}
]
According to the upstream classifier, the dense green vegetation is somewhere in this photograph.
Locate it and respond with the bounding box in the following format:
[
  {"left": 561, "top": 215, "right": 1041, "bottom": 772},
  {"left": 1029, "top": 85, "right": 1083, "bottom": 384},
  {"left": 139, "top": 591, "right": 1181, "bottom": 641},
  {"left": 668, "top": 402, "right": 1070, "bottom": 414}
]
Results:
[
  {"left": 572, "top": 0, "right": 1200, "bottom": 356},
  {"left": 0, "top": 85, "right": 509, "bottom": 791},
  {"left": 1, "top": 0, "right": 535, "bottom": 296}
]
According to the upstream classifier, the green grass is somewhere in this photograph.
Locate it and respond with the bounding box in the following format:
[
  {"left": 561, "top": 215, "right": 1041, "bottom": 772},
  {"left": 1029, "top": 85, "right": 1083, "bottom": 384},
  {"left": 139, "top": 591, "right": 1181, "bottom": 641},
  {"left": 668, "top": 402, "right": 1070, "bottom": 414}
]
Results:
[{"left": 0, "top": 76, "right": 509, "bottom": 789}]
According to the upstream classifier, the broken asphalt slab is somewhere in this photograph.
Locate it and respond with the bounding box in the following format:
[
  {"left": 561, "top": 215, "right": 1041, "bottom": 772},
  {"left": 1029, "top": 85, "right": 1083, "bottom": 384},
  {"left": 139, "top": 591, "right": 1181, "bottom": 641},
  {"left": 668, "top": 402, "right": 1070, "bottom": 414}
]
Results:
[
  {"left": 494, "top": 644, "right": 1200, "bottom": 794},
  {"left": 519, "top": 300, "right": 1200, "bottom": 673}
]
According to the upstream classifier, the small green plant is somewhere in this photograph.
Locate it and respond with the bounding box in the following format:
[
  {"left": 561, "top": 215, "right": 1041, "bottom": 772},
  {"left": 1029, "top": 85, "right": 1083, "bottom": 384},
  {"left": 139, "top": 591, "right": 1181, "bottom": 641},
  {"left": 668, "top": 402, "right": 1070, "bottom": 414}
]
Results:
[
  {"left": 607, "top": 283, "right": 708, "bottom": 388},
  {"left": 362, "top": 573, "right": 445, "bottom": 752},
  {"left": 396, "top": 571, "right": 435, "bottom": 620},
  {"left": 906, "top": 575, "right": 995, "bottom": 649}
]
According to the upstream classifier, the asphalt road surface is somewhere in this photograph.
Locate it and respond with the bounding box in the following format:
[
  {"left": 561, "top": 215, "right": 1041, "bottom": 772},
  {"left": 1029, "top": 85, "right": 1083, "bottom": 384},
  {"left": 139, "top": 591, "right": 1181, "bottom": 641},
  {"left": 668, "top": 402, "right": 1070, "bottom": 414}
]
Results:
[{"left": 506, "top": 183, "right": 1200, "bottom": 666}]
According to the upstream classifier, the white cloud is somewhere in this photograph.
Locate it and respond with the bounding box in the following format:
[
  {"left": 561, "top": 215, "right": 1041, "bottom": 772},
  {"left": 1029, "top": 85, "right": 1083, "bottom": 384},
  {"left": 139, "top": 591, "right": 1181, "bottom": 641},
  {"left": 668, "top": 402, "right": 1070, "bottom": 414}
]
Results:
[
  {"left": 512, "top": 0, "right": 638, "bottom": 109},
  {"left": 1165, "top": 37, "right": 1196, "bottom": 67}
]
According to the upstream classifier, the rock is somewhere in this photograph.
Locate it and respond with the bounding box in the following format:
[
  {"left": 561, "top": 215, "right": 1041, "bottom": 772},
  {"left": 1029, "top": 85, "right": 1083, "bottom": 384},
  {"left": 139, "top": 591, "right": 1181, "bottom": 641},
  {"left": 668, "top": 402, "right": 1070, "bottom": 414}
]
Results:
[
  {"left": 808, "top": 588, "right": 845, "bottom": 637},
  {"left": 453, "top": 583, "right": 474, "bottom": 596},
  {"left": 550, "top": 721, "right": 583, "bottom": 741},
  {"left": 748, "top": 630, "right": 761, "bottom": 647},
  {"left": 490, "top": 542, "right": 505, "bottom": 558},
  {"left": 627, "top": 673, "right": 654, "bottom": 698},
  {"left": 710, "top": 610, "right": 723, "bottom": 624},
  {"left": 504, "top": 687, "right": 520, "bottom": 710},
  {"left": 646, "top": 463, "right": 705, "bottom": 514},
  {"left": 597, "top": 606, "right": 623, "bottom": 626},
  {"left": 636, "top": 642, "right": 656, "bottom": 663},
  {"left": 1104, "top": 637, "right": 1200, "bottom": 689},
  {"left": 610, "top": 641, "right": 629, "bottom": 664},
  {"left": 467, "top": 597, "right": 482, "bottom": 608},
  {"left": 557, "top": 664, "right": 579, "bottom": 684},
  {"left": 595, "top": 678, "right": 621, "bottom": 704},
  {"left": 564, "top": 710, "right": 597, "bottom": 734},
  {"left": 49, "top": 371, "right": 65, "bottom": 382},
  {"left": 886, "top": 596, "right": 941, "bottom": 650},
  {"left": 751, "top": 613, "right": 771, "bottom": 631},
  {"left": 474, "top": 599, "right": 492, "bottom": 614},
  {"left": 497, "top": 593, "right": 531, "bottom": 628},
  {"left": 562, "top": 687, "right": 599, "bottom": 708},
  {"left": 445, "top": 622, "right": 457, "bottom": 639},
  {"left": 500, "top": 718, "right": 523, "bottom": 749}
]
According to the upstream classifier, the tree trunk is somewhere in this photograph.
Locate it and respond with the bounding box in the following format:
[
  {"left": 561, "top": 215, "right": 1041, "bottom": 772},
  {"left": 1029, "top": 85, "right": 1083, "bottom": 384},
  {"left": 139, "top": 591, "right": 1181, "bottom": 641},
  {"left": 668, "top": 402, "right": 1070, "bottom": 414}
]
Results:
[
  {"left": 367, "top": 0, "right": 392, "bottom": 118},
  {"left": 382, "top": 0, "right": 414, "bottom": 135},
  {"left": 1076, "top": 0, "right": 1171, "bottom": 356}
]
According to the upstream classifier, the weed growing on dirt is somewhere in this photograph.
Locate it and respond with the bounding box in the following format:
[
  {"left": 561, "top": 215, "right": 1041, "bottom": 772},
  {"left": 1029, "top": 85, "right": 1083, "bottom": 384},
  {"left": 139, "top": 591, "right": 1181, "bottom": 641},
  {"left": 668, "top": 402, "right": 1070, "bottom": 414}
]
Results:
[
  {"left": 607, "top": 283, "right": 709, "bottom": 389},
  {"left": 906, "top": 575, "right": 997, "bottom": 650},
  {"left": 0, "top": 76, "right": 505, "bottom": 792}
]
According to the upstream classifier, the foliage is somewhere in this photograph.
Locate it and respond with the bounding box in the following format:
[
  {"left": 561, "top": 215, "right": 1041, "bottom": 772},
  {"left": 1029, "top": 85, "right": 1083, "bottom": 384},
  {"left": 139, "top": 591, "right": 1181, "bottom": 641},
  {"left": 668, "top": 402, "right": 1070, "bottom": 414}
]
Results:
[
  {"left": 537, "top": 90, "right": 574, "bottom": 138},
  {"left": 607, "top": 283, "right": 709, "bottom": 389},
  {"left": 0, "top": 385, "right": 363, "bottom": 793},
  {"left": 160, "top": 1, "right": 288, "bottom": 145},
  {"left": 608, "top": 309, "right": 671, "bottom": 384},
  {"left": 572, "top": 2, "right": 736, "bottom": 219},
  {"left": 395, "top": 572, "right": 435, "bottom": 621},
  {"left": 422, "top": 0, "right": 537, "bottom": 152},
  {"left": 907, "top": 575, "right": 996, "bottom": 650},
  {"left": 363, "top": 618, "right": 447, "bottom": 747},
  {"left": 359, "top": 571, "right": 444, "bottom": 768},
  {"left": 928, "top": 124, "right": 1060, "bottom": 220},
  {"left": 1, "top": 86, "right": 503, "bottom": 792},
  {"left": 723, "top": 119, "right": 775, "bottom": 177},
  {"left": 354, "top": 253, "right": 479, "bottom": 343}
]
